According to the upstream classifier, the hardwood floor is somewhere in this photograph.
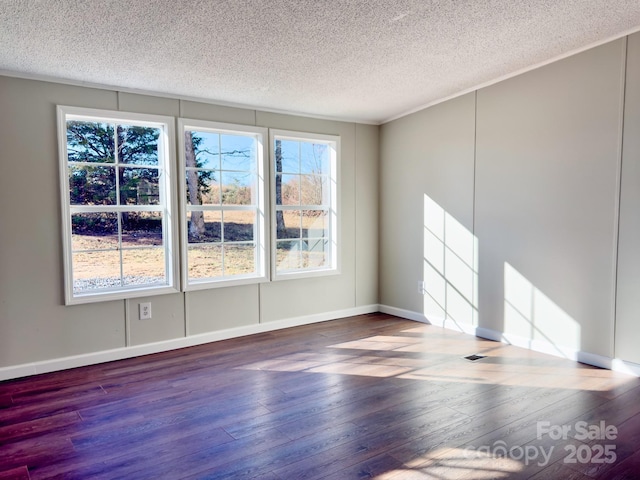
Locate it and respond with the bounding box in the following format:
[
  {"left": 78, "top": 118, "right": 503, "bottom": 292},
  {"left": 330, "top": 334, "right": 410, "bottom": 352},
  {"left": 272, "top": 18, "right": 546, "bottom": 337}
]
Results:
[{"left": 1, "top": 313, "right": 639, "bottom": 479}]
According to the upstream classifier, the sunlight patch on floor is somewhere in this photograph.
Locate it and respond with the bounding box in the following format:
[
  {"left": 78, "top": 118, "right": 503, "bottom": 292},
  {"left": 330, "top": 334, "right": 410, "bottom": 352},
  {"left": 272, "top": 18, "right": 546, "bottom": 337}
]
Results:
[{"left": 375, "top": 447, "right": 522, "bottom": 479}]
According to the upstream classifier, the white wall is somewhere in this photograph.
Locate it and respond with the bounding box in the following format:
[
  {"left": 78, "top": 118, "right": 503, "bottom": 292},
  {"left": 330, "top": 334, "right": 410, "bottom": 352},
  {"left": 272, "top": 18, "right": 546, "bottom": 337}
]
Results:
[
  {"left": 380, "top": 93, "right": 476, "bottom": 324},
  {"left": 0, "top": 76, "right": 379, "bottom": 376},
  {"left": 475, "top": 39, "right": 625, "bottom": 358},
  {"left": 615, "top": 33, "right": 640, "bottom": 364},
  {"left": 381, "top": 34, "right": 639, "bottom": 366}
]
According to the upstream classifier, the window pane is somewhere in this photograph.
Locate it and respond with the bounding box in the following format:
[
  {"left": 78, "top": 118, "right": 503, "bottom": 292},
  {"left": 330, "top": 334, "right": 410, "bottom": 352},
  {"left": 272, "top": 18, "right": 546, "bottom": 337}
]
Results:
[
  {"left": 188, "top": 131, "right": 219, "bottom": 169},
  {"left": 188, "top": 210, "right": 221, "bottom": 243},
  {"left": 300, "top": 175, "right": 326, "bottom": 206},
  {"left": 279, "top": 174, "right": 300, "bottom": 206},
  {"left": 61, "top": 107, "right": 175, "bottom": 303},
  {"left": 186, "top": 169, "right": 219, "bottom": 205},
  {"left": 276, "top": 240, "right": 302, "bottom": 270},
  {"left": 221, "top": 171, "right": 254, "bottom": 205},
  {"left": 72, "top": 213, "right": 118, "bottom": 251},
  {"left": 188, "top": 245, "right": 223, "bottom": 279},
  {"left": 122, "top": 248, "right": 166, "bottom": 286},
  {"left": 273, "top": 132, "right": 337, "bottom": 277},
  {"left": 122, "top": 212, "right": 163, "bottom": 248},
  {"left": 277, "top": 210, "right": 301, "bottom": 239},
  {"left": 276, "top": 139, "right": 299, "bottom": 172},
  {"left": 69, "top": 165, "right": 116, "bottom": 205},
  {"left": 117, "top": 125, "right": 160, "bottom": 165},
  {"left": 221, "top": 134, "right": 255, "bottom": 171},
  {"left": 224, "top": 244, "right": 256, "bottom": 275},
  {"left": 66, "top": 121, "right": 115, "bottom": 163},
  {"left": 303, "top": 210, "right": 328, "bottom": 238},
  {"left": 301, "top": 143, "right": 330, "bottom": 173},
  {"left": 119, "top": 167, "right": 160, "bottom": 205},
  {"left": 223, "top": 210, "right": 255, "bottom": 242},
  {"left": 73, "top": 250, "right": 121, "bottom": 293},
  {"left": 302, "top": 239, "right": 329, "bottom": 268}
]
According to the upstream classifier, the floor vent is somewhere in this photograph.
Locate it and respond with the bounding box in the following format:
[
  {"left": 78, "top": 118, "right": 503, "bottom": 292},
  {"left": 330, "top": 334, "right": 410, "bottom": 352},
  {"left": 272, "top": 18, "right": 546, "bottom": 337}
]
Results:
[{"left": 464, "top": 354, "right": 486, "bottom": 361}]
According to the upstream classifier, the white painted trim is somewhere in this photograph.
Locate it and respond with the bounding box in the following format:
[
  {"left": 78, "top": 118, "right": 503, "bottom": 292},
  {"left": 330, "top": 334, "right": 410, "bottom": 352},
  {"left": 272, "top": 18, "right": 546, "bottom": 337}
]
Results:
[
  {"left": 378, "top": 304, "right": 431, "bottom": 324},
  {"left": 379, "top": 304, "right": 634, "bottom": 376},
  {"left": 612, "top": 359, "right": 640, "bottom": 376},
  {"left": 269, "top": 130, "right": 341, "bottom": 281},
  {"left": 0, "top": 304, "right": 378, "bottom": 382},
  {"left": 57, "top": 105, "right": 180, "bottom": 305},
  {"left": 176, "top": 118, "right": 270, "bottom": 291}
]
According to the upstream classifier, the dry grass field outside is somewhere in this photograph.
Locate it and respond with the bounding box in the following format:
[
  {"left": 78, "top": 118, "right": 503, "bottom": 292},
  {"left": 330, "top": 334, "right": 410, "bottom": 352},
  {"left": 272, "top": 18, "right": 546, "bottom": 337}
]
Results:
[{"left": 72, "top": 211, "right": 328, "bottom": 291}]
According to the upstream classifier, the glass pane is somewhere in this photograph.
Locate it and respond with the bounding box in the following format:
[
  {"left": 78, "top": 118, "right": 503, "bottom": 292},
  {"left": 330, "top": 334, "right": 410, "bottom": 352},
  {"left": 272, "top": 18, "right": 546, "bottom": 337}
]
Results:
[
  {"left": 188, "top": 245, "right": 222, "bottom": 280},
  {"left": 122, "top": 248, "right": 166, "bottom": 286},
  {"left": 69, "top": 165, "right": 116, "bottom": 205},
  {"left": 188, "top": 131, "right": 219, "bottom": 170},
  {"left": 300, "top": 143, "right": 329, "bottom": 174},
  {"left": 119, "top": 167, "right": 159, "bottom": 205},
  {"left": 186, "top": 169, "right": 219, "bottom": 205},
  {"left": 221, "top": 171, "right": 255, "bottom": 205},
  {"left": 302, "top": 210, "right": 328, "bottom": 238},
  {"left": 276, "top": 139, "right": 299, "bottom": 173},
  {"left": 302, "top": 239, "right": 328, "bottom": 268},
  {"left": 276, "top": 210, "right": 301, "bottom": 239},
  {"left": 188, "top": 210, "right": 221, "bottom": 243},
  {"left": 221, "top": 134, "right": 255, "bottom": 171},
  {"left": 300, "top": 175, "right": 326, "bottom": 206},
  {"left": 73, "top": 250, "right": 121, "bottom": 293},
  {"left": 72, "top": 213, "right": 118, "bottom": 251},
  {"left": 276, "top": 240, "right": 302, "bottom": 271},
  {"left": 223, "top": 210, "right": 255, "bottom": 242},
  {"left": 279, "top": 174, "right": 300, "bottom": 206},
  {"left": 117, "top": 125, "right": 160, "bottom": 165},
  {"left": 223, "top": 244, "right": 256, "bottom": 276},
  {"left": 121, "top": 212, "right": 163, "bottom": 248},
  {"left": 66, "top": 121, "right": 115, "bottom": 163}
]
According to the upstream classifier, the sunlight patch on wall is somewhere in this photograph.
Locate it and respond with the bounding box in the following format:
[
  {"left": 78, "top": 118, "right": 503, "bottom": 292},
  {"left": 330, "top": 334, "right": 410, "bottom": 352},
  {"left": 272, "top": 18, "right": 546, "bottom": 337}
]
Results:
[
  {"left": 504, "top": 262, "right": 581, "bottom": 354},
  {"left": 423, "top": 194, "right": 478, "bottom": 327}
]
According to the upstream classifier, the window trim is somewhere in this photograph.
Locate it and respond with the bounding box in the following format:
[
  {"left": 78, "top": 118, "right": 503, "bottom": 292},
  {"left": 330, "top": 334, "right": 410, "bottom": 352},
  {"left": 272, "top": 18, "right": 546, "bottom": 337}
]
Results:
[
  {"left": 269, "top": 129, "right": 340, "bottom": 281},
  {"left": 57, "top": 105, "right": 179, "bottom": 305},
  {"left": 177, "top": 119, "right": 270, "bottom": 291}
]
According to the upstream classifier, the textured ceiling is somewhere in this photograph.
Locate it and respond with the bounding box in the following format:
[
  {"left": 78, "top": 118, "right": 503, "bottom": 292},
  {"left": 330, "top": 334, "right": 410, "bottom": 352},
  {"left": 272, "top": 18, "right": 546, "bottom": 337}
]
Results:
[{"left": 1, "top": 1, "right": 640, "bottom": 124}]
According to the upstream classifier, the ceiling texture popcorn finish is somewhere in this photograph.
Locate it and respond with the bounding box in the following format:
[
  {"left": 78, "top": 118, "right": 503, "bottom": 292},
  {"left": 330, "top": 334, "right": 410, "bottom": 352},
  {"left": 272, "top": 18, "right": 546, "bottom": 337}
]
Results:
[{"left": 1, "top": 1, "right": 640, "bottom": 124}]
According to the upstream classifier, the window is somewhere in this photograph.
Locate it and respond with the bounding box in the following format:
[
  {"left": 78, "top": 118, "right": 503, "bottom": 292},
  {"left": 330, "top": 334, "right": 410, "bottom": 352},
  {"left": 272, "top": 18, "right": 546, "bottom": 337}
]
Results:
[
  {"left": 271, "top": 130, "right": 339, "bottom": 278},
  {"left": 179, "top": 120, "right": 268, "bottom": 289},
  {"left": 57, "top": 106, "right": 178, "bottom": 304}
]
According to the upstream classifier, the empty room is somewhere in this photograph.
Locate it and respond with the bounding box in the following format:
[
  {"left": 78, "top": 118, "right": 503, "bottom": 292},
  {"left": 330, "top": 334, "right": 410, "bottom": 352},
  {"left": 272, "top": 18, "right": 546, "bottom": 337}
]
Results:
[{"left": 2, "top": 1, "right": 640, "bottom": 479}]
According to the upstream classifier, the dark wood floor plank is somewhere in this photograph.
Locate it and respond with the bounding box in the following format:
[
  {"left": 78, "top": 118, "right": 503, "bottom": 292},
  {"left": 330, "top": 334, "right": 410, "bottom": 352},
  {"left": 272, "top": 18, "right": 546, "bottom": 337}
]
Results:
[
  {"left": 274, "top": 405, "right": 469, "bottom": 480},
  {"left": 317, "top": 453, "right": 406, "bottom": 480},
  {"left": 0, "top": 395, "right": 13, "bottom": 410},
  {"left": 1, "top": 313, "right": 638, "bottom": 480},
  {"left": 0, "top": 466, "right": 30, "bottom": 480},
  {"left": 0, "top": 411, "right": 80, "bottom": 445}
]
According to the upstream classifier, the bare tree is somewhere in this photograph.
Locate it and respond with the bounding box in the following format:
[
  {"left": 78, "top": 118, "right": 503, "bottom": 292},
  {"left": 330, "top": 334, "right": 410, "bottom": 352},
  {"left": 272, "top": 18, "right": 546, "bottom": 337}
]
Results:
[{"left": 275, "top": 139, "right": 285, "bottom": 236}]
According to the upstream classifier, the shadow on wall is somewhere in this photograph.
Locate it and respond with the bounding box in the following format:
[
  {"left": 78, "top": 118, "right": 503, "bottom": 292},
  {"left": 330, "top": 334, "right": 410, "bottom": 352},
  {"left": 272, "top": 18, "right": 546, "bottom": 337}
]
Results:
[{"left": 422, "top": 194, "right": 581, "bottom": 357}]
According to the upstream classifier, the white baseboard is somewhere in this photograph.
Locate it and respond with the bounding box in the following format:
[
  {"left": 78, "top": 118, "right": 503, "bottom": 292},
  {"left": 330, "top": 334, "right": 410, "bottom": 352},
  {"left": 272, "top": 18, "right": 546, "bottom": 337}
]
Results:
[
  {"left": 4, "top": 304, "right": 636, "bottom": 381},
  {"left": 379, "top": 304, "right": 633, "bottom": 376},
  {"left": 378, "top": 304, "right": 431, "bottom": 324},
  {"left": 0, "top": 304, "right": 378, "bottom": 382},
  {"left": 611, "top": 359, "right": 640, "bottom": 376}
]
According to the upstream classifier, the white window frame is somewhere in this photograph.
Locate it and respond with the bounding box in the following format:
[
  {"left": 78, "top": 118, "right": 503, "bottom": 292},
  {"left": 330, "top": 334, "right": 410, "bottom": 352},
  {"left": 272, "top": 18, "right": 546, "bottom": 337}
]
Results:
[
  {"left": 57, "top": 106, "right": 179, "bottom": 305},
  {"left": 270, "top": 129, "right": 340, "bottom": 280},
  {"left": 178, "top": 119, "right": 269, "bottom": 290}
]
